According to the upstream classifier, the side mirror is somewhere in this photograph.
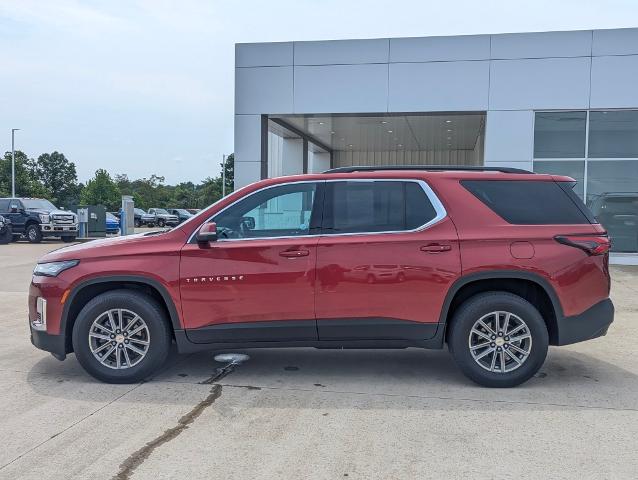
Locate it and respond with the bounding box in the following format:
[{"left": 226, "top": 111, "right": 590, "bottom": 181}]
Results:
[
  {"left": 241, "top": 216, "right": 256, "bottom": 230},
  {"left": 196, "top": 222, "right": 217, "bottom": 244}
]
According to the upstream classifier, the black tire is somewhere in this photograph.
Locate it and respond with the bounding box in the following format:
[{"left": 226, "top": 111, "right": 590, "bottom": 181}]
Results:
[
  {"left": 157, "top": 218, "right": 165, "bottom": 227},
  {"left": 25, "top": 223, "right": 42, "bottom": 243},
  {"left": 448, "top": 292, "right": 549, "bottom": 388},
  {"left": 134, "top": 219, "right": 141, "bottom": 228},
  {"left": 62, "top": 236, "right": 76, "bottom": 243},
  {"left": 0, "top": 228, "right": 11, "bottom": 244},
  {"left": 72, "top": 290, "right": 172, "bottom": 383}
]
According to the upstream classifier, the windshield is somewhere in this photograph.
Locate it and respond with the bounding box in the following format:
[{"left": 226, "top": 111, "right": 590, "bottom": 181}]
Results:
[
  {"left": 154, "top": 208, "right": 169, "bottom": 215},
  {"left": 106, "top": 212, "right": 118, "bottom": 221},
  {"left": 134, "top": 208, "right": 145, "bottom": 214},
  {"left": 176, "top": 209, "right": 192, "bottom": 215},
  {"left": 22, "top": 199, "right": 56, "bottom": 210}
]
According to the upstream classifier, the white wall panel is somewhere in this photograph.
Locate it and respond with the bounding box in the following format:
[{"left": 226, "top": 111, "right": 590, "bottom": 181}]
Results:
[
  {"left": 309, "top": 152, "right": 331, "bottom": 173},
  {"left": 294, "top": 64, "right": 388, "bottom": 113},
  {"left": 294, "top": 39, "right": 389, "bottom": 65},
  {"left": 234, "top": 115, "right": 262, "bottom": 164},
  {"left": 491, "top": 30, "right": 591, "bottom": 59},
  {"left": 235, "top": 67, "right": 293, "bottom": 114},
  {"left": 593, "top": 28, "right": 638, "bottom": 56},
  {"left": 389, "top": 61, "right": 489, "bottom": 112},
  {"left": 234, "top": 161, "right": 262, "bottom": 188},
  {"left": 389, "top": 34, "right": 490, "bottom": 62},
  {"left": 236, "top": 42, "right": 293, "bottom": 67},
  {"left": 282, "top": 138, "right": 304, "bottom": 175},
  {"left": 484, "top": 110, "right": 534, "bottom": 163},
  {"left": 483, "top": 160, "right": 533, "bottom": 171},
  {"left": 489, "top": 57, "right": 591, "bottom": 110},
  {"left": 590, "top": 55, "right": 638, "bottom": 108}
]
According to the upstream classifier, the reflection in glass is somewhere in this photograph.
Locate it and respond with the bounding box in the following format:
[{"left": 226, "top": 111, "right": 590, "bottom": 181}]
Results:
[
  {"left": 534, "top": 112, "right": 586, "bottom": 158},
  {"left": 587, "top": 160, "right": 638, "bottom": 253},
  {"left": 589, "top": 111, "right": 638, "bottom": 158},
  {"left": 533, "top": 160, "right": 585, "bottom": 199}
]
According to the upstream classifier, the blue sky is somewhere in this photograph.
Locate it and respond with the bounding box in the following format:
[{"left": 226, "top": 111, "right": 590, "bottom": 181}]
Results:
[{"left": 1, "top": 0, "right": 636, "bottom": 184}]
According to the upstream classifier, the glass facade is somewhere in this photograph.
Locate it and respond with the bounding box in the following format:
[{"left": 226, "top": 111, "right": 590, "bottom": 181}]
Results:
[{"left": 533, "top": 110, "right": 638, "bottom": 254}]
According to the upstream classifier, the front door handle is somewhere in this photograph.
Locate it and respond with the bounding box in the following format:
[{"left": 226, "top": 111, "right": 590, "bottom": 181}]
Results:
[
  {"left": 279, "top": 249, "right": 310, "bottom": 258},
  {"left": 420, "top": 244, "right": 452, "bottom": 253}
]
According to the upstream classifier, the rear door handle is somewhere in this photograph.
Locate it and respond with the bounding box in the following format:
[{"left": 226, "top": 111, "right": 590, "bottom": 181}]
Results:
[
  {"left": 279, "top": 249, "right": 310, "bottom": 258},
  {"left": 420, "top": 244, "right": 452, "bottom": 253}
]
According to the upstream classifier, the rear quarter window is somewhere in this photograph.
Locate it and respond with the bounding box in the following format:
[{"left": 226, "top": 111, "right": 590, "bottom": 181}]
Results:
[{"left": 461, "top": 180, "right": 592, "bottom": 225}]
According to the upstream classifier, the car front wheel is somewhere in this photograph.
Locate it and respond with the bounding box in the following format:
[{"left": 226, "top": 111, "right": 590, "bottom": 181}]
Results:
[
  {"left": 448, "top": 291, "right": 549, "bottom": 388},
  {"left": 26, "top": 224, "right": 42, "bottom": 243},
  {"left": 72, "top": 290, "right": 172, "bottom": 383}
]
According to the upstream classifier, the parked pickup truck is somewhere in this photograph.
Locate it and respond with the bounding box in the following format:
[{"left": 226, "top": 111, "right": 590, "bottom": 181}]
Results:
[
  {"left": 147, "top": 208, "right": 179, "bottom": 227},
  {"left": 134, "top": 208, "right": 157, "bottom": 228},
  {"left": 0, "top": 198, "right": 78, "bottom": 243}
]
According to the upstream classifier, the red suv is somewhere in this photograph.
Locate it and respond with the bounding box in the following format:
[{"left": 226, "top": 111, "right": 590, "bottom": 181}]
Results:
[{"left": 29, "top": 167, "right": 614, "bottom": 387}]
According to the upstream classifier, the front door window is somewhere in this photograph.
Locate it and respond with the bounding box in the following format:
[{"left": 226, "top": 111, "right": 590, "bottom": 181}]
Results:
[{"left": 213, "top": 182, "right": 317, "bottom": 239}]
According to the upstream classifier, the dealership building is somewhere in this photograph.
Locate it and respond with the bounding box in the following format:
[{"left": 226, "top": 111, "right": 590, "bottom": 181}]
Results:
[{"left": 234, "top": 27, "right": 638, "bottom": 263}]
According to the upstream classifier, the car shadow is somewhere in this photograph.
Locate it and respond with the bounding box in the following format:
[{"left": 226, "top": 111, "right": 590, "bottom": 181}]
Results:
[{"left": 26, "top": 345, "right": 638, "bottom": 411}]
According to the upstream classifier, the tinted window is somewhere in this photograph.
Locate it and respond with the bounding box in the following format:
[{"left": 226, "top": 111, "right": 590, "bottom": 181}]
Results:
[
  {"left": 213, "top": 182, "right": 317, "bottom": 239},
  {"left": 323, "top": 181, "right": 438, "bottom": 234},
  {"left": 22, "top": 199, "right": 55, "bottom": 210},
  {"left": 534, "top": 112, "right": 586, "bottom": 158},
  {"left": 589, "top": 110, "right": 638, "bottom": 158},
  {"left": 0, "top": 200, "right": 9, "bottom": 211},
  {"left": 462, "top": 180, "right": 592, "bottom": 225}
]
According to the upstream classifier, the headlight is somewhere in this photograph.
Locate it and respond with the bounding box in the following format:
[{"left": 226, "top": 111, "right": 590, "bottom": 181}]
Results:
[
  {"left": 39, "top": 213, "right": 50, "bottom": 224},
  {"left": 33, "top": 260, "right": 79, "bottom": 277}
]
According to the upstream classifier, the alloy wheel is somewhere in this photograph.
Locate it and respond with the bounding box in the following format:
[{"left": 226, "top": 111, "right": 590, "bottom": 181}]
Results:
[
  {"left": 468, "top": 311, "right": 532, "bottom": 373},
  {"left": 88, "top": 308, "right": 150, "bottom": 370}
]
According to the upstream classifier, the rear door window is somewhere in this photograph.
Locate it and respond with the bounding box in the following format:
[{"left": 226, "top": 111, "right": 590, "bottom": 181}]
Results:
[
  {"left": 461, "top": 180, "right": 592, "bottom": 225},
  {"left": 322, "top": 181, "right": 438, "bottom": 234}
]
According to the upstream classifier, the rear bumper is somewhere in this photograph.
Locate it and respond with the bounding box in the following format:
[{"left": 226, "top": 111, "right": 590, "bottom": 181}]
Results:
[
  {"left": 30, "top": 326, "right": 67, "bottom": 359},
  {"left": 556, "top": 298, "right": 614, "bottom": 346}
]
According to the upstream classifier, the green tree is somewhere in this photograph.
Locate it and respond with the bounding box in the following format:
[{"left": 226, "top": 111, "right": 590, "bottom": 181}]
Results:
[
  {"left": 222, "top": 153, "right": 234, "bottom": 194},
  {"left": 0, "top": 150, "right": 49, "bottom": 198},
  {"left": 32, "top": 152, "right": 81, "bottom": 207},
  {"left": 80, "top": 169, "right": 121, "bottom": 210}
]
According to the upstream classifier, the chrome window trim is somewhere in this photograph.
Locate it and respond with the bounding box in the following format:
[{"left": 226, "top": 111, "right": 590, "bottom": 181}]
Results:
[{"left": 187, "top": 178, "right": 447, "bottom": 244}]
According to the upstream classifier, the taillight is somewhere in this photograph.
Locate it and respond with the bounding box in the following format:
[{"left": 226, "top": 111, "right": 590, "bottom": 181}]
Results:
[{"left": 554, "top": 235, "right": 611, "bottom": 256}]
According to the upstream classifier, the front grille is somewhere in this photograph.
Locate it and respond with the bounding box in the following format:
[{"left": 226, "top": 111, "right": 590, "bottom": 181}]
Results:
[{"left": 52, "top": 214, "right": 75, "bottom": 225}]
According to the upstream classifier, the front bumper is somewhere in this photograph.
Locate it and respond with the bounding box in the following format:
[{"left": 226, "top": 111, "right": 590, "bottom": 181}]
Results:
[
  {"left": 30, "top": 326, "right": 67, "bottom": 360},
  {"left": 556, "top": 298, "right": 614, "bottom": 346},
  {"left": 41, "top": 223, "right": 78, "bottom": 236}
]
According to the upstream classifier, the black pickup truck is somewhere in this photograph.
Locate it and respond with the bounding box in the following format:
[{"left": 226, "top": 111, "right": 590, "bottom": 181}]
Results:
[{"left": 0, "top": 198, "right": 78, "bottom": 243}]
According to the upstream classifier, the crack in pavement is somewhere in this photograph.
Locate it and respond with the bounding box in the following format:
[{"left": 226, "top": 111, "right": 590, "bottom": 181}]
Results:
[
  {"left": 113, "top": 360, "right": 239, "bottom": 480},
  {"left": 113, "top": 384, "right": 222, "bottom": 480}
]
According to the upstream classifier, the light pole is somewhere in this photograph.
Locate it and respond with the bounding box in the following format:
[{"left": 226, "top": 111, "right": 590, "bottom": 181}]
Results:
[
  {"left": 11, "top": 128, "right": 20, "bottom": 198},
  {"left": 222, "top": 154, "right": 227, "bottom": 197}
]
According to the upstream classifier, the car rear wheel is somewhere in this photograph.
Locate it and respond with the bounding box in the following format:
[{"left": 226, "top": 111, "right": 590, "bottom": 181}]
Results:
[
  {"left": 134, "top": 219, "right": 141, "bottom": 228},
  {"left": 157, "top": 218, "right": 165, "bottom": 227},
  {"left": 448, "top": 292, "right": 548, "bottom": 388},
  {"left": 25, "top": 224, "right": 42, "bottom": 243},
  {"left": 72, "top": 290, "right": 172, "bottom": 383}
]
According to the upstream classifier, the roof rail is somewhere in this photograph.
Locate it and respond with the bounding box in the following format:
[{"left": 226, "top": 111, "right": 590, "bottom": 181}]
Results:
[{"left": 323, "top": 165, "right": 533, "bottom": 174}]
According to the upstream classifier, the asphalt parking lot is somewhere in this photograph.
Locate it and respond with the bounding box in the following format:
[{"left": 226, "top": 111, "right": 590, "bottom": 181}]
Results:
[{"left": 1, "top": 242, "right": 637, "bottom": 480}]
